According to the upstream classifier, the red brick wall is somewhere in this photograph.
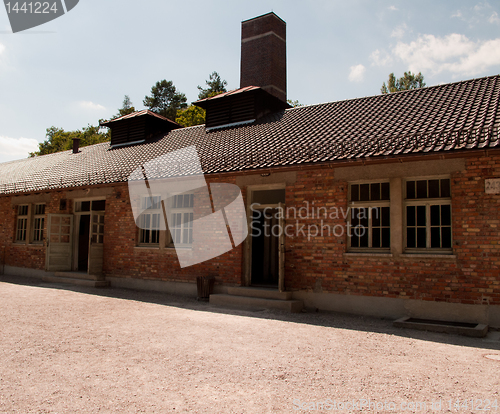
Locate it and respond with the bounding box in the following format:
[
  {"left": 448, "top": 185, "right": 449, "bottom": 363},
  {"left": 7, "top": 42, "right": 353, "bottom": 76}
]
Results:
[
  {"left": 0, "top": 192, "right": 70, "bottom": 271},
  {"left": 283, "top": 155, "right": 500, "bottom": 306},
  {"left": 103, "top": 177, "right": 244, "bottom": 286},
  {"left": 1, "top": 154, "right": 498, "bottom": 307}
]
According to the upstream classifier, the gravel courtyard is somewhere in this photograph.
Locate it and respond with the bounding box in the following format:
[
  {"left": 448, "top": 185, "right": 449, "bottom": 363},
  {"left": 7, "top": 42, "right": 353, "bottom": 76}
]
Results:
[{"left": 0, "top": 275, "right": 499, "bottom": 413}]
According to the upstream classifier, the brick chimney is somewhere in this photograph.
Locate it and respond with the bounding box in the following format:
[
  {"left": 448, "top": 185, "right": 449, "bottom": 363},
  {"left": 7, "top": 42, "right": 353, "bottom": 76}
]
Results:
[
  {"left": 240, "top": 12, "right": 287, "bottom": 103},
  {"left": 72, "top": 137, "right": 80, "bottom": 154}
]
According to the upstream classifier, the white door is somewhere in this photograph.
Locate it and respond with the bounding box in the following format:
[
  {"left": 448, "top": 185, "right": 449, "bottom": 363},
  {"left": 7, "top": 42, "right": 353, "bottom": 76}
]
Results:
[
  {"left": 46, "top": 214, "right": 73, "bottom": 272},
  {"left": 88, "top": 211, "right": 105, "bottom": 276}
]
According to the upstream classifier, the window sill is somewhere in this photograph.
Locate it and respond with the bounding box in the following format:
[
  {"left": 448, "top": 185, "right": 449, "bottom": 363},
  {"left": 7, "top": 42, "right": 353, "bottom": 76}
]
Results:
[
  {"left": 134, "top": 246, "right": 183, "bottom": 252},
  {"left": 399, "top": 253, "right": 456, "bottom": 260},
  {"left": 344, "top": 252, "right": 393, "bottom": 258},
  {"left": 134, "top": 245, "right": 160, "bottom": 250},
  {"left": 12, "top": 242, "right": 43, "bottom": 247}
]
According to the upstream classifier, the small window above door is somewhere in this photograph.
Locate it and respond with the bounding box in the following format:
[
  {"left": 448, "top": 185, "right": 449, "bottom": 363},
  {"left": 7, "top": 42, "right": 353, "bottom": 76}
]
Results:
[{"left": 75, "top": 200, "right": 106, "bottom": 212}]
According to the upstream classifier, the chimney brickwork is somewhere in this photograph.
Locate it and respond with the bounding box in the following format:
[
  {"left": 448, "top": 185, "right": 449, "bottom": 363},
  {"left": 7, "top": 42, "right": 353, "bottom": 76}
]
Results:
[{"left": 240, "top": 12, "right": 287, "bottom": 103}]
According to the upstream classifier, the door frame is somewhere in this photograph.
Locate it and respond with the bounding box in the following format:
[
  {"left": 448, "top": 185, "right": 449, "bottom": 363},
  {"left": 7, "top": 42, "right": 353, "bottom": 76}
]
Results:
[
  {"left": 72, "top": 197, "right": 106, "bottom": 274},
  {"left": 244, "top": 184, "right": 286, "bottom": 289},
  {"left": 45, "top": 214, "right": 74, "bottom": 272}
]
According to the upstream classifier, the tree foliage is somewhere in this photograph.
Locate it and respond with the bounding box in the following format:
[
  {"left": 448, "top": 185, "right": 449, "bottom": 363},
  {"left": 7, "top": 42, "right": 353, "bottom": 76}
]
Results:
[
  {"left": 381, "top": 71, "right": 426, "bottom": 94},
  {"left": 143, "top": 80, "right": 187, "bottom": 120},
  {"left": 197, "top": 71, "right": 228, "bottom": 100},
  {"left": 175, "top": 72, "right": 229, "bottom": 127},
  {"left": 116, "top": 95, "right": 135, "bottom": 118},
  {"left": 29, "top": 124, "right": 110, "bottom": 157},
  {"left": 287, "top": 99, "right": 303, "bottom": 108},
  {"left": 175, "top": 105, "right": 206, "bottom": 128}
]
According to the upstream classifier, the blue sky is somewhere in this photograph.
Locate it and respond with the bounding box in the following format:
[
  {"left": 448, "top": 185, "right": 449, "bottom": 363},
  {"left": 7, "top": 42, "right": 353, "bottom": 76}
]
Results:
[{"left": 0, "top": 0, "right": 499, "bottom": 163}]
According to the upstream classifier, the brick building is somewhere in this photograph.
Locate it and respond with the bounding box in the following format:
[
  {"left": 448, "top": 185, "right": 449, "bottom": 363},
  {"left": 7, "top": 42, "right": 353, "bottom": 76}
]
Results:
[{"left": 1, "top": 12, "right": 499, "bottom": 326}]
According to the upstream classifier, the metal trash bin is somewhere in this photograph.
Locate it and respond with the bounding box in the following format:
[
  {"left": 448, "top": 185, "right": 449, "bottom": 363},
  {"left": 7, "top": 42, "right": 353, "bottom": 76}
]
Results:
[{"left": 196, "top": 276, "right": 215, "bottom": 300}]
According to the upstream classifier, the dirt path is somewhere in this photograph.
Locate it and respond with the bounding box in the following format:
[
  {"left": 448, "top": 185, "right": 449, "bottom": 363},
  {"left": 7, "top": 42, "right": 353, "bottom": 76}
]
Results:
[{"left": 0, "top": 275, "right": 499, "bottom": 413}]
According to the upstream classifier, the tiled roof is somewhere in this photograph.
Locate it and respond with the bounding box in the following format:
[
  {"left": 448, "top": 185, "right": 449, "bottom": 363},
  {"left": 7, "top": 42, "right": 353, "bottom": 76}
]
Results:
[
  {"left": 194, "top": 86, "right": 262, "bottom": 104},
  {"left": 1, "top": 75, "right": 499, "bottom": 194},
  {"left": 100, "top": 109, "right": 180, "bottom": 126}
]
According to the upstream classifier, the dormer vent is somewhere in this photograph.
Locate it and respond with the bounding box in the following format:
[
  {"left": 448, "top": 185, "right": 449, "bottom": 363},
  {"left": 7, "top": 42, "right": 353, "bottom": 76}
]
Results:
[{"left": 101, "top": 110, "right": 181, "bottom": 148}]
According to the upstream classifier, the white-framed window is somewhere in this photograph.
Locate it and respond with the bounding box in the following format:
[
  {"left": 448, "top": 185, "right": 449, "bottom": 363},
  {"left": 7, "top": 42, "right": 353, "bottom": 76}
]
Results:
[
  {"left": 32, "top": 204, "right": 46, "bottom": 243},
  {"left": 15, "top": 203, "right": 46, "bottom": 244},
  {"left": 138, "top": 195, "right": 162, "bottom": 245},
  {"left": 405, "top": 178, "right": 452, "bottom": 252},
  {"left": 16, "top": 205, "right": 29, "bottom": 243},
  {"left": 169, "top": 194, "right": 194, "bottom": 247},
  {"left": 348, "top": 182, "right": 390, "bottom": 250}
]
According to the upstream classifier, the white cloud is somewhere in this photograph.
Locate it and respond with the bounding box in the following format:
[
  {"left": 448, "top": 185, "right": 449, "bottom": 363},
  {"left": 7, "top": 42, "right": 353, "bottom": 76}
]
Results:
[
  {"left": 393, "top": 34, "right": 500, "bottom": 76},
  {"left": 388, "top": 5, "right": 398, "bottom": 11},
  {"left": 473, "top": 2, "right": 488, "bottom": 12},
  {"left": 0, "top": 136, "right": 39, "bottom": 163},
  {"left": 391, "top": 23, "right": 407, "bottom": 38},
  {"left": 451, "top": 10, "right": 463, "bottom": 19},
  {"left": 348, "top": 64, "right": 366, "bottom": 82},
  {"left": 489, "top": 11, "right": 500, "bottom": 24},
  {"left": 370, "top": 49, "right": 393, "bottom": 67},
  {"left": 79, "top": 101, "right": 106, "bottom": 111}
]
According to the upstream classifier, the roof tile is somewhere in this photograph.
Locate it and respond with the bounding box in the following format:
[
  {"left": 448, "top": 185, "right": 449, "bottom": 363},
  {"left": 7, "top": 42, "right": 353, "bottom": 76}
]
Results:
[{"left": 1, "top": 75, "right": 499, "bottom": 194}]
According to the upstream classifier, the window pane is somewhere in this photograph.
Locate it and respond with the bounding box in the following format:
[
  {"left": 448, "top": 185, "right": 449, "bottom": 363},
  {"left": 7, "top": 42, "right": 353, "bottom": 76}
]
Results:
[
  {"left": 442, "top": 227, "right": 452, "bottom": 248},
  {"left": 372, "top": 207, "right": 380, "bottom": 227},
  {"left": 359, "top": 213, "right": 368, "bottom": 229},
  {"left": 381, "top": 228, "right": 390, "bottom": 248},
  {"left": 371, "top": 183, "right": 380, "bottom": 201},
  {"left": 252, "top": 189, "right": 286, "bottom": 204},
  {"left": 416, "top": 205, "right": 426, "bottom": 227},
  {"left": 416, "top": 180, "right": 427, "bottom": 198},
  {"left": 35, "top": 204, "right": 45, "bottom": 215},
  {"left": 430, "top": 205, "right": 440, "bottom": 226},
  {"left": 152, "top": 230, "right": 159, "bottom": 244},
  {"left": 407, "top": 206, "right": 416, "bottom": 227},
  {"left": 350, "top": 185, "right": 359, "bottom": 202},
  {"left": 81, "top": 201, "right": 91, "bottom": 212},
  {"left": 359, "top": 184, "right": 370, "bottom": 202},
  {"left": 381, "top": 182, "right": 390, "bottom": 200},
  {"left": 407, "top": 228, "right": 416, "bottom": 248},
  {"left": 441, "top": 205, "right": 451, "bottom": 226},
  {"left": 152, "top": 214, "right": 160, "bottom": 230},
  {"left": 359, "top": 228, "right": 369, "bottom": 248},
  {"left": 351, "top": 233, "right": 359, "bottom": 248},
  {"left": 406, "top": 181, "right": 416, "bottom": 199},
  {"left": 372, "top": 228, "right": 381, "bottom": 248},
  {"left": 143, "top": 230, "right": 150, "bottom": 244},
  {"left": 381, "top": 207, "right": 390, "bottom": 227},
  {"left": 441, "top": 179, "right": 451, "bottom": 198},
  {"left": 417, "top": 228, "right": 426, "bottom": 248},
  {"left": 428, "top": 180, "right": 440, "bottom": 198},
  {"left": 351, "top": 208, "right": 360, "bottom": 227},
  {"left": 92, "top": 200, "right": 106, "bottom": 211},
  {"left": 431, "top": 227, "right": 441, "bottom": 248}
]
